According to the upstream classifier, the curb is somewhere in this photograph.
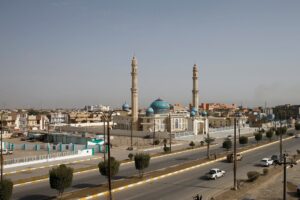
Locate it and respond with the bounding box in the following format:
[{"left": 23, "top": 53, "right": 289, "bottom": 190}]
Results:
[{"left": 78, "top": 136, "right": 295, "bottom": 200}]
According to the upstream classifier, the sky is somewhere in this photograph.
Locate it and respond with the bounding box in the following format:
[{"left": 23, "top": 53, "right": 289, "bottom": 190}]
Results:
[{"left": 0, "top": 0, "right": 300, "bottom": 109}]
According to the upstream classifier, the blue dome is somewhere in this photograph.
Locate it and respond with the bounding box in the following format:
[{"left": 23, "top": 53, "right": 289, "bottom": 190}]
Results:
[
  {"left": 201, "top": 111, "right": 207, "bottom": 117},
  {"left": 122, "top": 103, "right": 130, "bottom": 111},
  {"left": 150, "top": 98, "right": 170, "bottom": 114},
  {"left": 191, "top": 107, "right": 198, "bottom": 113},
  {"left": 190, "top": 111, "right": 196, "bottom": 117},
  {"left": 146, "top": 107, "right": 154, "bottom": 116}
]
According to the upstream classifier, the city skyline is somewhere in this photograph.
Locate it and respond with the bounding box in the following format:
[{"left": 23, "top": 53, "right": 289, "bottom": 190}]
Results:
[{"left": 1, "top": 1, "right": 300, "bottom": 109}]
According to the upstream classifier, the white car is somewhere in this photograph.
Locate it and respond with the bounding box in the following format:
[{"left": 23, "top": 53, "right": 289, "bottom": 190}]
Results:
[
  {"left": 261, "top": 158, "right": 273, "bottom": 167},
  {"left": 206, "top": 168, "right": 225, "bottom": 180}
]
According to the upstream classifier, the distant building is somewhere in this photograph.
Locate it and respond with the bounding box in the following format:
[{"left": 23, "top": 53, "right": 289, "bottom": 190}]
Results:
[
  {"left": 273, "top": 104, "right": 300, "bottom": 120},
  {"left": 50, "top": 112, "right": 69, "bottom": 124}
]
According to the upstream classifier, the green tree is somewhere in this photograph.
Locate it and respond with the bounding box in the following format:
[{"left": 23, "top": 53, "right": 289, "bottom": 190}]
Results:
[
  {"left": 266, "top": 130, "right": 274, "bottom": 141},
  {"left": 222, "top": 138, "right": 232, "bottom": 151},
  {"left": 134, "top": 153, "right": 151, "bottom": 177},
  {"left": 98, "top": 157, "right": 120, "bottom": 178},
  {"left": 239, "top": 136, "right": 248, "bottom": 145},
  {"left": 254, "top": 132, "right": 263, "bottom": 144},
  {"left": 204, "top": 137, "right": 215, "bottom": 159},
  {"left": 49, "top": 164, "right": 73, "bottom": 198},
  {"left": 128, "top": 153, "right": 134, "bottom": 160},
  {"left": 0, "top": 179, "right": 13, "bottom": 200},
  {"left": 189, "top": 141, "right": 195, "bottom": 149},
  {"left": 276, "top": 127, "right": 287, "bottom": 138}
]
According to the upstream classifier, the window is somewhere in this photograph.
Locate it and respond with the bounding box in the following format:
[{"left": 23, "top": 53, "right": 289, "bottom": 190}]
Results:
[{"left": 175, "top": 119, "right": 179, "bottom": 129}]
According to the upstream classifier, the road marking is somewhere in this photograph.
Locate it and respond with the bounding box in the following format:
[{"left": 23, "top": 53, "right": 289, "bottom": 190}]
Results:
[{"left": 79, "top": 136, "right": 296, "bottom": 200}]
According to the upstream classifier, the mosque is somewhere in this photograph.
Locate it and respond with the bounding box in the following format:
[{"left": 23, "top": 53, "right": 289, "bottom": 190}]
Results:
[{"left": 114, "top": 56, "right": 208, "bottom": 137}]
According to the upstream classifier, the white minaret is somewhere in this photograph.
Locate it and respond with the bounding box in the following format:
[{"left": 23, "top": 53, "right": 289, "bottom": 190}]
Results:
[
  {"left": 131, "top": 56, "right": 138, "bottom": 130},
  {"left": 192, "top": 64, "right": 199, "bottom": 111}
]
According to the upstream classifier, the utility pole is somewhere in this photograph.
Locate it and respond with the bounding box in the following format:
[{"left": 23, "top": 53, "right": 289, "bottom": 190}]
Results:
[
  {"left": 103, "top": 117, "right": 106, "bottom": 161},
  {"left": 1, "top": 112, "right": 3, "bottom": 184},
  {"left": 283, "top": 154, "right": 287, "bottom": 200},
  {"left": 153, "top": 119, "right": 156, "bottom": 147},
  {"left": 107, "top": 118, "right": 112, "bottom": 200},
  {"left": 169, "top": 114, "right": 172, "bottom": 152},
  {"left": 280, "top": 115, "right": 283, "bottom": 162},
  {"left": 130, "top": 119, "right": 133, "bottom": 150},
  {"left": 233, "top": 117, "right": 237, "bottom": 190}
]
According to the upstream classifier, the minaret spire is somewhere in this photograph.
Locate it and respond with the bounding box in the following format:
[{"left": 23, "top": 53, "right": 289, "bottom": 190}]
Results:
[
  {"left": 192, "top": 64, "right": 199, "bottom": 111},
  {"left": 131, "top": 56, "right": 138, "bottom": 130}
]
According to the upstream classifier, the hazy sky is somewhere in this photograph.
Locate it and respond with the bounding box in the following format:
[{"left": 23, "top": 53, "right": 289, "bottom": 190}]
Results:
[{"left": 1, "top": 0, "right": 300, "bottom": 109}]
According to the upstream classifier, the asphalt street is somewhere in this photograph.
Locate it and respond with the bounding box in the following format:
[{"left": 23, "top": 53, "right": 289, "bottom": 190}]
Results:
[
  {"left": 11, "top": 135, "right": 298, "bottom": 200},
  {"left": 104, "top": 138, "right": 300, "bottom": 200}
]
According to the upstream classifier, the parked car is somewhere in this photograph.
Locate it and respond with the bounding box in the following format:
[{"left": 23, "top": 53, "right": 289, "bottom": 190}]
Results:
[
  {"left": 206, "top": 168, "right": 225, "bottom": 180},
  {"left": 227, "top": 153, "right": 243, "bottom": 162},
  {"left": 261, "top": 158, "right": 274, "bottom": 167}
]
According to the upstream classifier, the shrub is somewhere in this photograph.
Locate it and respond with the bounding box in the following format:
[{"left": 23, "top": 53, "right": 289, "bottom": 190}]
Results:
[
  {"left": 153, "top": 139, "right": 160, "bottom": 145},
  {"left": 200, "top": 141, "right": 205, "bottom": 146},
  {"left": 295, "top": 123, "right": 300, "bottom": 130},
  {"left": 128, "top": 153, "right": 134, "bottom": 160},
  {"left": 134, "top": 153, "right": 151, "bottom": 177},
  {"left": 163, "top": 146, "right": 171, "bottom": 153},
  {"left": 163, "top": 138, "right": 167, "bottom": 146},
  {"left": 254, "top": 132, "right": 262, "bottom": 143},
  {"left": 222, "top": 139, "right": 232, "bottom": 151},
  {"left": 288, "top": 132, "right": 294, "bottom": 136},
  {"left": 189, "top": 141, "right": 195, "bottom": 148},
  {"left": 276, "top": 127, "right": 287, "bottom": 137},
  {"left": 247, "top": 171, "right": 260, "bottom": 182},
  {"left": 0, "top": 179, "right": 13, "bottom": 200},
  {"left": 266, "top": 130, "right": 274, "bottom": 141},
  {"left": 239, "top": 136, "right": 248, "bottom": 145},
  {"left": 98, "top": 157, "right": 120, "bottom": 178},
  {"left": 49, "top": 164, "right": 73, "bottom": 198},
  {"left": 263, "top": 168, "right": 269, "bottom": 175},
  {"left": 143, "top": 135, "right": 151, "bottom": 139}
]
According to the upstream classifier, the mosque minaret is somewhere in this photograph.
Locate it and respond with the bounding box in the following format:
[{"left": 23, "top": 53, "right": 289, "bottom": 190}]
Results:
[
  {"left": 131, "top": 56, "right": 139, "bottom": 130},
  {"left": 192, "top": 64, "right": 199, "bottom": 111}
]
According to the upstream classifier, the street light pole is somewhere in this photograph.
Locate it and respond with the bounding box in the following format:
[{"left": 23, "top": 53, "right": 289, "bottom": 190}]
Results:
[{"left": 233, "top": 117, "right": 237, "bottom": 190}]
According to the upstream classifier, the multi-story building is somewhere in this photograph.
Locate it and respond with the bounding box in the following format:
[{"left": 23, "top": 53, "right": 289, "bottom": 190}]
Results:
[
  {"left": 273, "top": 104, "right": 300, "bottom": 120},
  {"left": 50, "top": 112, "right": 69, "bottom": 124}
]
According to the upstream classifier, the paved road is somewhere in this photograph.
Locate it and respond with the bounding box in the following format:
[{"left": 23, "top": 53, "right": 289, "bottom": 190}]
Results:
[
  {"left": 12, "top": 133, "right": 296, "bottom": 200},
  {"left": 105, "top": 138, "right": 300, "bottom": 200}
]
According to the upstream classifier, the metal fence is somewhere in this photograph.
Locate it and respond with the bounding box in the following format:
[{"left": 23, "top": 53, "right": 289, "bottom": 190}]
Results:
[
  {"left": 4, "top": 151, "right": 78, "bottom": 165},
  {"left": 174, "top": 131, "right": 194, "bottom": 139}
]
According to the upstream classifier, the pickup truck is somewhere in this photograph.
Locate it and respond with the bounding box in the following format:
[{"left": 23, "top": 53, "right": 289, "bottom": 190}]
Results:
[
  {"left": 261, "top": 158, "right": 273, "bottom": 167},
  {"left": 227, "top": 153, "right": 243, "bottom": 162},
  {"left": 1, "top": 149, "right": 13, "bottom": 155},
  {"left": 206, "top": 168, "right": 225, "bottom": 180}
]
